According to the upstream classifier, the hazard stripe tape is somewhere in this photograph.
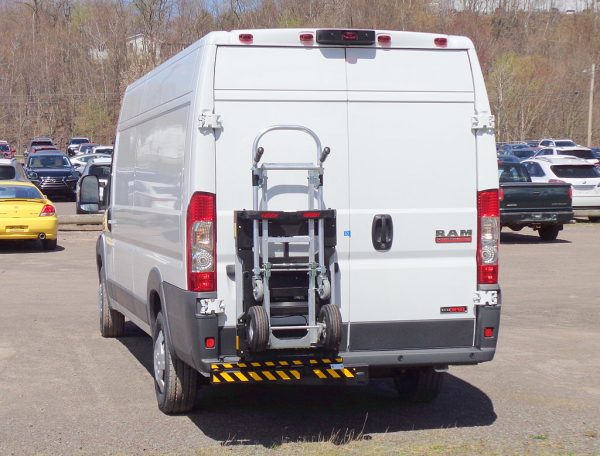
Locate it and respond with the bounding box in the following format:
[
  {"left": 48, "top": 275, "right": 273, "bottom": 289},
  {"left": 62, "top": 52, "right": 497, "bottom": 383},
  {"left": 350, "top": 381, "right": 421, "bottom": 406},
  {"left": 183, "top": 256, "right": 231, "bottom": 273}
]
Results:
[
  {"left": 211, "top": 357, "right": 344, "bottom": 371},
  {"left": 211, "top": 367, "right": 355, "bottom": 384}
]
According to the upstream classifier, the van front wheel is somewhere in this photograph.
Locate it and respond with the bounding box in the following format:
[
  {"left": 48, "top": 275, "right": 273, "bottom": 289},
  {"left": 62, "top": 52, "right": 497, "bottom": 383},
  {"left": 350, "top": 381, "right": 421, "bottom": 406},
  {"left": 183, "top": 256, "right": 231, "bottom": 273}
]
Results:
[
  {"left": 153, "top": 312, "right": 198, "bottom": 414},
  {"left": 393, "top": 367, "right": 444, "bottom": 403}
]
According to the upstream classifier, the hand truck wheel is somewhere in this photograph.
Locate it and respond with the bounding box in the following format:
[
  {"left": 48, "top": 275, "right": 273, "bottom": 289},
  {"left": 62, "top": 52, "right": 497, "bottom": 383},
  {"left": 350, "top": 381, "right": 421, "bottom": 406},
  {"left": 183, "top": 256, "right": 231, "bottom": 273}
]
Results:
[
  {"left": 319, "top": 304, "right": 342, "bottom": 350},
  {"left": 246, "top": 305, "right": 269, "bottom": 352}
]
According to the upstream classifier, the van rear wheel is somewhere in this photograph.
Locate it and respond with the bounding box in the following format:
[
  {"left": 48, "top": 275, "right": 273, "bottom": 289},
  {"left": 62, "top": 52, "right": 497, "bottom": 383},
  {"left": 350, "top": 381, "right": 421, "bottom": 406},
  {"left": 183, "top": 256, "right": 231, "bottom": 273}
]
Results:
[
  {"left": 393, "top": 367, "right": 444, "bottom": 403},
  {"left": 153, "top": 312, "right": 198, "bottom": 414}
]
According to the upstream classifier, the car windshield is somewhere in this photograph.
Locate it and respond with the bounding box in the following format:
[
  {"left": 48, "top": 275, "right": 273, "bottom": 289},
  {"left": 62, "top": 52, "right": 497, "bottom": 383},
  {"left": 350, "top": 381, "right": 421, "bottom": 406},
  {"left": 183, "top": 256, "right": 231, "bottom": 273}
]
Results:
[
  {"left": 31, "top": 140, "right": 53, "bottom": 147},
  {"left": 70, "top": 138, "right": 89, "bottom": 145},
  {"left": 89, "top": 165, "right": 111, "bottom": 178},
  {"left": 0, "top": 144, "right": 9, "bottom": 152},
  {"left": 28, "top": 155, "right": 71, "bottom": 169},
  {"left": 555, "top": 140, "right": 576, "bottom": 147},
  {"left": 0, "top": 185, "right": 43, "bottom": 199},
  {"left": 564, "top": 149, "right": 595, "bottom": 160},
  {"left": 551, "top": 165, "right": 599, "bottom": 178},
  {"left": 498, "top": 163, "right": 530, "bottom": 182},
  {"left": 512, "top": 150, "right": 536, "bottom": 159},
  {"left": 0, "top": 166, "right": 16, "bottom": 179}
]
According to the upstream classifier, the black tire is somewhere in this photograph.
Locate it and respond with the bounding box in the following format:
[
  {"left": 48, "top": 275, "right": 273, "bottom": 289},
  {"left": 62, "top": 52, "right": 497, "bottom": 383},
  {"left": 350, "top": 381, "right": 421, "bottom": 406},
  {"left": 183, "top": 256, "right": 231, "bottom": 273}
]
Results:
[
  {"left": 246, "top": 305, "right": 269, "bottom": 352},
  {"left": 393, "top": 367, "right": 444, "bottom": 403},
  {"left": 42, "top": 238, "right": 58, "bottom": 250},
  {"left": 99, "top": 268, "right": 124, "bottom": 337},
  {"left": 319, "top": 303, "right": 342, "bottom": 350},
  {"left": 538, "top": 225, "right": 559, "bottom": 241},
  {"left": 153, "top": 312, "right": 198, "bottom": 414},
  {"left": 589, "top": 217, "right": 600, "bottom": 223}
]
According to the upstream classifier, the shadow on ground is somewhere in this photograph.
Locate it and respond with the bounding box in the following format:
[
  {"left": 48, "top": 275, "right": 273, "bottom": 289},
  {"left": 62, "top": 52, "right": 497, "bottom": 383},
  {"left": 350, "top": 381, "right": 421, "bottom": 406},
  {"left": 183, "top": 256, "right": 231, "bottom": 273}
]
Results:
[
  {"left": 118, "top": 322, "right": 497, "bottom": 447},
  {"left": 500, "top": 230, "right": 570, "bottom": 245},
  {"left": 0, "top": 239, "right": 65, "bottom": 253}
]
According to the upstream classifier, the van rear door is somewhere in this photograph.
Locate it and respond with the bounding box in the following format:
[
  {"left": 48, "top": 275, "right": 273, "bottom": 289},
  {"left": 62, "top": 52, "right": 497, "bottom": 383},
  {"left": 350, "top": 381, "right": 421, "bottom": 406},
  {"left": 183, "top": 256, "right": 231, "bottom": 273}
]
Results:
[
  {"left": 345, "top": 49, "right": 478, "bottom": 350},
  {"left": 213, "top": 46, "right": 351, "bottom": 328}
]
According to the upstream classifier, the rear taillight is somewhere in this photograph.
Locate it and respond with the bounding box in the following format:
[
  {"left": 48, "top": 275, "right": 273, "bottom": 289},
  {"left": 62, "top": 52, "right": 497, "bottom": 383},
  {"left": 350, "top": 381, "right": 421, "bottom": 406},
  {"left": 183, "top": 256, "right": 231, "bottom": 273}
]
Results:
[
  {"left": 568, "top": 185, "right": 573, "bottom": 200},
  {"left": 187, "top": 192, "right": 216, "bottom": 292},
  {"left": 39, "top": 204, "right": 55, "bottom": 216},
  {"left": 498, "top": 188, "right": 505, "bottom": 202},
  {"left": 477, "top": 190, "right": 499, "bottom": 285}
]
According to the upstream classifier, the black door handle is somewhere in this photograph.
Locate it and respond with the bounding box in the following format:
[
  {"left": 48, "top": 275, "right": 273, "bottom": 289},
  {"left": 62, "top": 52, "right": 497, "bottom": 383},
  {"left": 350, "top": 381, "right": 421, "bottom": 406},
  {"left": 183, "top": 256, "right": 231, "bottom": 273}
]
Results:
[{"left": 372, "top": 214, "right": 393, "bottom": 251}]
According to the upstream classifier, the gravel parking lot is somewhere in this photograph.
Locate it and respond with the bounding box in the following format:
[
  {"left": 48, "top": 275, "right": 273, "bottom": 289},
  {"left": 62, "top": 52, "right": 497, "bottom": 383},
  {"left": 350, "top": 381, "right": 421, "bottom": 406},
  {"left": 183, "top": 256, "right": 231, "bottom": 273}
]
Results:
[{"left": 0, "top": 224, "right": 599, "bottom": 455}]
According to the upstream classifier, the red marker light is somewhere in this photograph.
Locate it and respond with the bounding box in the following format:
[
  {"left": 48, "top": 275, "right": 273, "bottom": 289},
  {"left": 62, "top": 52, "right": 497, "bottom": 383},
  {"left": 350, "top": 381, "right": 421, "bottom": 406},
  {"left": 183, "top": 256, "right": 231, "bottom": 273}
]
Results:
[
  {"left": 342, "top": 31, "right": 358, "bottom": 41},
  {"left": 299, "top": 33, "right": 314, "bottom": 43},
  {"left": 303, "top": 211, "right": 321, "bottom": 218},
  {"left": 483, "top": 327, "right": 494, "bottom": 338},
  {"left": 205, "top": 337, "right": 216, "bottom": 349},
  {"left": 434, "top": 37, "right": 448, "bottom": 48},
  {"left": 377, "top": 34, "right": 392, "bottom": 45},
  {"left": 239, "top": 33, "right": 253, "bottom": 44}
]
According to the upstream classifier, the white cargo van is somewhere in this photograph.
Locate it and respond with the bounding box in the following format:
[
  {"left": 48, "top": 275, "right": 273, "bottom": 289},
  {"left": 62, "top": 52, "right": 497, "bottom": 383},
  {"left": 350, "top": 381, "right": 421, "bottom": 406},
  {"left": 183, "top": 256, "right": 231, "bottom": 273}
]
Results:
[{"left": 89, "top": 28, "right": 501, "bottom": 414}]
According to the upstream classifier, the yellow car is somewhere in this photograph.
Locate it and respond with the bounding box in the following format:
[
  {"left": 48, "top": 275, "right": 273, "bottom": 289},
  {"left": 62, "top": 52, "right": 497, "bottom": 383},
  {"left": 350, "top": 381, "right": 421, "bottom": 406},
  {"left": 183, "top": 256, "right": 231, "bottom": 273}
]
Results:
[{"left": 0, "top": 181, "right": 58, "bottom": 250}]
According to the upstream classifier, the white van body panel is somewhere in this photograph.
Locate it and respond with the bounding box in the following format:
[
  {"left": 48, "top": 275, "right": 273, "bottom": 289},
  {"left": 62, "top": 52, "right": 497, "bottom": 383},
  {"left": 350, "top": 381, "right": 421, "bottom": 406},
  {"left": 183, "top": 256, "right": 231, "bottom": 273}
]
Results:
[{"left": 103, "top": 29, "right": 499, "bottom": 372}]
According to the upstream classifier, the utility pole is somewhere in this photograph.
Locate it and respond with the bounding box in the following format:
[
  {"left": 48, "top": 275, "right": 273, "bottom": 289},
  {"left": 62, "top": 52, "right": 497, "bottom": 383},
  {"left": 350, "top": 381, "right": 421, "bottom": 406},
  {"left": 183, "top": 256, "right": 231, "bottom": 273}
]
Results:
[{"left": 587, "top": 63, "right": 595, "bottom": 147}]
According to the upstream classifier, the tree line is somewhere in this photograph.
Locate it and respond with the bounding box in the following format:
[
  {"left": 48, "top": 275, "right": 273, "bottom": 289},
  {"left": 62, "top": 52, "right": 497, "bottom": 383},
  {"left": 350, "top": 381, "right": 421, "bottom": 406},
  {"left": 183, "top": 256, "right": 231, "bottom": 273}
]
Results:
[{"left": 1, "top": 0, "right": 599, "bottom": 150}]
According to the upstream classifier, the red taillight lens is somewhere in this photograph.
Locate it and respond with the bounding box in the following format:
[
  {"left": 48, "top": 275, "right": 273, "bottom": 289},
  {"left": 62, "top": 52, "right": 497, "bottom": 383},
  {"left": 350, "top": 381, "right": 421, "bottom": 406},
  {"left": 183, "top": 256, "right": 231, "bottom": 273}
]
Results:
[
  {"left": 302, "top": 211, "right": 321, "bottom": 218},
  {"left": 187, "top": 192, "right": 216, "bottom": 292},
  {"left": 434, "top": 37, "right": 448, "bottom": 47},
  {"left": 342, "top": 31, "right": 358, "bottom": 41},
  {"left": 39, "top": 204, "right": 56, "bottom": 216},
  {"left": 498, "top": 188, "right": 505, "bottom": 202},
  {"left": 483, "top": 327, "right": 494, "bottom": 338},
  {"left": 299, "top": 33, "right": 314, "bottom": 43},
  {"left": 568, "top": 185, "right": 573, "bottom": 200},
  {"left": 239, "top": 33, "right": 253, "bottom": 44},
  {"left": 477, "top": 190, "right": 499, "bottom": 285}
]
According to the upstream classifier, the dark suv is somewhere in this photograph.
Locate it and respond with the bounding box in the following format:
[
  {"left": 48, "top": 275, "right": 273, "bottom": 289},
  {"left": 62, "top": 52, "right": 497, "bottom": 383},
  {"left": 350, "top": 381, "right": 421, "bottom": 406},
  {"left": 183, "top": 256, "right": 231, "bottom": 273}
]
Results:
[{"left": 24, "top": 151, "right": 80, "bottom": 200}]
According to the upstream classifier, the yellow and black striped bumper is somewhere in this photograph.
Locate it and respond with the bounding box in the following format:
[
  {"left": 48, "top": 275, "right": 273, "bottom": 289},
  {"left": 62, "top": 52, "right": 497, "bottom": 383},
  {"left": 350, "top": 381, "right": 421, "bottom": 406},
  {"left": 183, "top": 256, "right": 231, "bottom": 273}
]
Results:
[{"left": 210, "top": 357, "right": 365, "bottom": 384}]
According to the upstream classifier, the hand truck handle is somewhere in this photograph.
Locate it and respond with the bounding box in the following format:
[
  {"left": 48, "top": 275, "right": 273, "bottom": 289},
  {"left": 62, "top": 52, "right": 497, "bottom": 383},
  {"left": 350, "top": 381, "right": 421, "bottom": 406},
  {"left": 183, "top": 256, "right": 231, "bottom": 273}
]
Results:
[{"left": 251, "top": 125, "right": 329, "bottom": 166}]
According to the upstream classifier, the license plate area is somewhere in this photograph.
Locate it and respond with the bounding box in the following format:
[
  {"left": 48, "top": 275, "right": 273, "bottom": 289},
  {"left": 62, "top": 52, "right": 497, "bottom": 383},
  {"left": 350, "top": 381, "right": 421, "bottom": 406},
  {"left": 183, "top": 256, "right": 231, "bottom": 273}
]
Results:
[{"left": 5, "top": 226, "right": 27, "bottom": 232}]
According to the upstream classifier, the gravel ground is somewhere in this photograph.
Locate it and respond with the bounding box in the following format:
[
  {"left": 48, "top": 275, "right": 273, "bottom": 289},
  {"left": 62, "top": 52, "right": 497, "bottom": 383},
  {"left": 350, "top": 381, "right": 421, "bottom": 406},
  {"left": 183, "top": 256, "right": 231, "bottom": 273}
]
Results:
[{"left": 0, "top": 224, "right": 599, "bottom": 455}]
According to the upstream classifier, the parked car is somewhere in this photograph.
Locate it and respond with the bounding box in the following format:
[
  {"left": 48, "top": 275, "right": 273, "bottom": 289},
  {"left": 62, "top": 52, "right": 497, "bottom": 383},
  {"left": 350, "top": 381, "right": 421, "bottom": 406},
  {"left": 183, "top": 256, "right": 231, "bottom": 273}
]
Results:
[
  {"left": 534, "top": 146, "right": 599, "bottom": 165},
  {"left": 91, "top": 145, "right": 113, "bottom": 155},
  {"left": 24, "top": 151, "right": 79, "bottom": 200},
  {"left": 498, "top": 142, "right": 530, "bottom": 154},
  {"left": 538, "top": 138, "right": 577, "bottom": 148},
  {"left": 66, "top": 137, "right": 91, "bottom": 157},
  {"left": 76, "top": 143, "right": 99, "bottom": 155},
  {"left": 76, "top": 157, "right": 111, "bottom": 214},
  {"left": 525, "top": 140, "right": 540, "bottom": 148},
  {"left": 0, "top": 141, "right": 16, "bottom": 159},
  {"left": 26, "top": 137, "right": 55, "bottom": 156},
  {"left": 500, "top": 147, "right": 538, "bottom": 161},
  {"left": 71, "top": 153, "right": 111, "bottom": 172},
  {"left": 498, "top": 159, "right": 572, "bottom": 240},
  {"left": 0, "top": 181, "right": 58, "bottom": 250},
  {"left": 0, "top": 158, "right": 29, "bottom": 181},
  {"left": 522, "top": 155, "right": 600, "bottom": 222}
]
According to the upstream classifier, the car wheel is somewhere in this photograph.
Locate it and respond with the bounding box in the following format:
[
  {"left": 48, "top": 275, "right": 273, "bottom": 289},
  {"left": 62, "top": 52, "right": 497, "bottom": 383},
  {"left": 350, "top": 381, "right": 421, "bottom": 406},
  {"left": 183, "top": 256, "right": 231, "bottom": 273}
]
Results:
[
  {"left": 99, "top": 267, "right": 124, "bottom": 337},
  {"left": 393, "top": 367, "right": 444, "bottom": 403},
  {"left": 589, "top": 217, "right": 600, "bottom": 223},
  {"left": 538, "top": 226, "right": 559, "bottom": 241},
  {"left": 42, "top": 239, "right": 58, "bottom": 250},
  {"left": 153, "top": 312, "right": 198, "bottom": 414}
]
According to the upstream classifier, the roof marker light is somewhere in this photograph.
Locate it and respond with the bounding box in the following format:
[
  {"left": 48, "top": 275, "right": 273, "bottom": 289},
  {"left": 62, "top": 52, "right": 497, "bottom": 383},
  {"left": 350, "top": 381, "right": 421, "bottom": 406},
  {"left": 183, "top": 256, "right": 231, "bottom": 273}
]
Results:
[
  {"left": 342, "top": 31, "right": 358, "bottom": 41},
  {"left": 239, "top": 33, "right": 253, "bottom": 44},
  {"left": 434, "top": 37, "right": 448, "bottom": 48},
  {"left": 299, "top": 33, "right": 314, "bottom": 43},
  {"left": 377, "top": 34, "right": 392, "bottom": 45}
]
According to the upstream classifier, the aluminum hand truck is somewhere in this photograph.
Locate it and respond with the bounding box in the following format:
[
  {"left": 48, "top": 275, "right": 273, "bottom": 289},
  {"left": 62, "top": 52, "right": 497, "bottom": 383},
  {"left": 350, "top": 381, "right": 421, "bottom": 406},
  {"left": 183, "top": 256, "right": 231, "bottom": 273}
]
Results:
[{"left": 234, "top": 125, "right": 342, "bottom": 354}]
